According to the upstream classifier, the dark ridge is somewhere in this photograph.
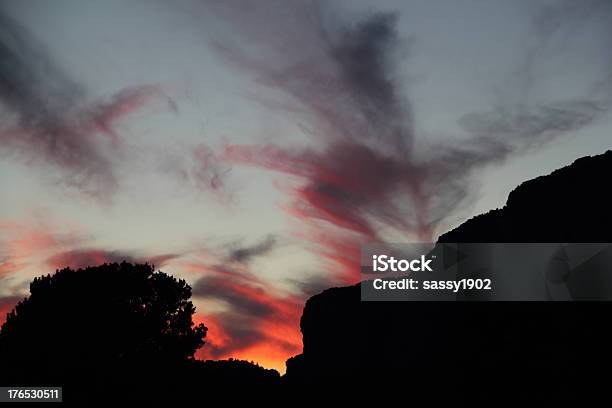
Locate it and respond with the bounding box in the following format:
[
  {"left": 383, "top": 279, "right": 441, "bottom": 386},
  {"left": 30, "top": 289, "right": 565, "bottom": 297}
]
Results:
[
  {"left": 284, "top": 150, "right": 612, "bottom": 402},
  {"left": 439, "top": 150, "right": 612, "bottom": 242}
]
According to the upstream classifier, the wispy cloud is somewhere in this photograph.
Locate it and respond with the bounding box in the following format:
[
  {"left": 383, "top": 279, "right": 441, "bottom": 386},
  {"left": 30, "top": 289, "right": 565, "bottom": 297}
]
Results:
[
  {"left": 0, "top": 217, "right": 86, "bottom": 278},
  {"left": 206, "top": 0, "right": 612, "bottom": 279},
  {"left": 185, "top": 236, "right": 302, "bottom": 364},
  {"left": 158, "top": 143, "right": 234, "bottom": 203},
  {"left": 0, "top": 8, "right": 168, "bottom": 201},
  {"left": 224, "top": 235, "right": 278, "bottom": 264}
]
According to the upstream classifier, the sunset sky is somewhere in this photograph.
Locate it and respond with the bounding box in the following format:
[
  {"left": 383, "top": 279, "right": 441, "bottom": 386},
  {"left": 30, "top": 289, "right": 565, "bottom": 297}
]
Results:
[{"left": 1, "top": 0, "right": 612, "bottom": 372}]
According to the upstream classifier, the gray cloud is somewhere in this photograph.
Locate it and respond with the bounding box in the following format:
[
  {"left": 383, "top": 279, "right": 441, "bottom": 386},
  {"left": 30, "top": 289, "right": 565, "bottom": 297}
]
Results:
[
  {"left": 207, "top": 0, "right": 612, "bottom": 249},
  {"left": 192, "top": 276, "right": 274, "bottom": 318},
  {"left": 0, "top": 7, "right": 163, "bottom": 200},
  {"left": 158, "top": 143, "right": 234, "bottom": 202},
  {"left": 225, "top": 235, "right": 277, "bottom": 264}
]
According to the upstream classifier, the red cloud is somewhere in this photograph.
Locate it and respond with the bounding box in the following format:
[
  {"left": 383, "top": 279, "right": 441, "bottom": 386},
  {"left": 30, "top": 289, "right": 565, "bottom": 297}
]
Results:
[
  {"left": 211, "top": 0, "right": 611, "bottom": 286},
  {"left": 0, "top": 85, "right": 167, "bottom": 201},
  {"left": 225, "top": 142, "right": 431, "bottom": 280},
  {"left": 0, "top": 219, "right": 84, "bottom": 278},
  {"left": 0, "top": 11, "right": 173, "bottom": 200},
  {"left": 192, "top": 273, "right": 303, "bottom": 373}
]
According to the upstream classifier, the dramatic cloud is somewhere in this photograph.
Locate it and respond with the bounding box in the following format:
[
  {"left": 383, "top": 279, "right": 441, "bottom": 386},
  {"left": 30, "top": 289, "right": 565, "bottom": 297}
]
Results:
[
  {"left": 208, "top": 0, "right": 612, "bottom": 279},
  {"left": 187, "top": 239, "right": 302, "bottom": 366},
  {"left": 193, "top": 276, "right": 302, "bottom": 361},
  {"left": 0, "top": 8, "right": 165, "bottom": 200},
  {"left": 194, "top": 276, "right": 276, "bottom": 318}
]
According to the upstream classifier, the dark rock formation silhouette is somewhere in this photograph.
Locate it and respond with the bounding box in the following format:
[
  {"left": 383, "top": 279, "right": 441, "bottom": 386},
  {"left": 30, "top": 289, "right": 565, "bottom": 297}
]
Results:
[
  {"left": 439, "top": 150, "right": 612, "bottom": 243},
  {"left": 285, "top": 150, "right": 612, "bottom": 403}
]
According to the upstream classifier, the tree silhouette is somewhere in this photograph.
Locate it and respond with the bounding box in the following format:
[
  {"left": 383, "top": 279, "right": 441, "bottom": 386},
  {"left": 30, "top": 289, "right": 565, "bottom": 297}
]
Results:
[{"left": 0, "top": 262, "right": 207, "bottom": 399}]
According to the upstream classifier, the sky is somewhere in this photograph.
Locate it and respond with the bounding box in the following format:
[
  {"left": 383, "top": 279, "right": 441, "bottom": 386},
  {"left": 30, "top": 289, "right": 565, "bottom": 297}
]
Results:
[{"left": 1, "top": 0, "right": 612, "bottom": 372}]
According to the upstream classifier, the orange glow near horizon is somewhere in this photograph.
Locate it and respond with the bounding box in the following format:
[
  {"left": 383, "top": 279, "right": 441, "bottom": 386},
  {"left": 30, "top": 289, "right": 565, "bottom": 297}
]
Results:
[
  {"left": 194, "top": 304, "right": 303, "bottom": 375},
  {"left": 0, "top": 302, "right": 302, "bottom": 375},
  {"left": 0, "top": 219, "right": 308, "bottom": 376}
]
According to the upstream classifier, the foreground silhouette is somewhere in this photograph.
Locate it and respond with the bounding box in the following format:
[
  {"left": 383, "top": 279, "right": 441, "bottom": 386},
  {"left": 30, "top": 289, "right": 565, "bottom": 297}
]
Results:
[
  {"left": 2, "top": 151, "right": 612, "bottom": 403},
  {"left": 285, "top": 150, "right": 612, "bottom": 403},
  {"left": 0, "top": 263, "right": 279, "bottom": 402}
]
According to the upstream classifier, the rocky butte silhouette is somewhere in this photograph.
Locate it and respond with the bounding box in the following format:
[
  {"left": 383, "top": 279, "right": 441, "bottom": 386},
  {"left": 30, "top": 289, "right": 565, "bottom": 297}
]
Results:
[{"left": 284, "top": 150, "right": 612, "bottom": 403}]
